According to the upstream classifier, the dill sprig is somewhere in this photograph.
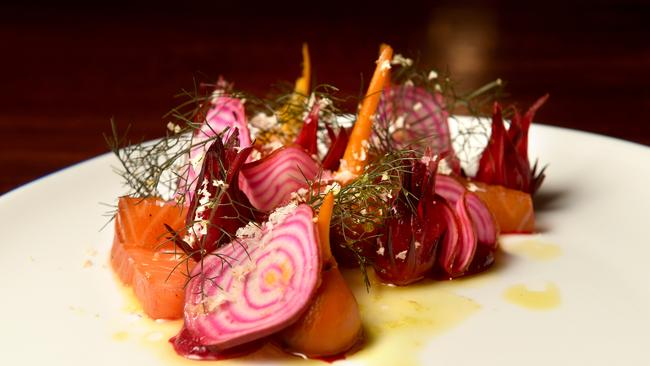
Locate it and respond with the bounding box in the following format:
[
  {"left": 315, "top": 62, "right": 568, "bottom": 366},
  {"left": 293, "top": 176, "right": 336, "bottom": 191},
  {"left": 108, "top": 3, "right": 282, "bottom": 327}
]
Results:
[
  {"left": 161, "top": 135, "right": 263, "bottom": 302},
  {"left": 105, "top": 119, "right": 193, "bottom": 199},
  {"left": 389, "top": 55, "right": 505, "bottom": 116},
  {"left": 105, "top": 79, "right": 251, "bottom": 202},
  {"left": 306, "top": 148, "right": 418, "bottom": 289}
]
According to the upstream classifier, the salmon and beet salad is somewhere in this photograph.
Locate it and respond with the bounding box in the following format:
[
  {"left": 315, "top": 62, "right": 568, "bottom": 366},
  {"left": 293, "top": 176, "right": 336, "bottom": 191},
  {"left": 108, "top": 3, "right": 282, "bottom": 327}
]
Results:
[{"left": 107, "top": 43, "right": 548, "bottom": 360}]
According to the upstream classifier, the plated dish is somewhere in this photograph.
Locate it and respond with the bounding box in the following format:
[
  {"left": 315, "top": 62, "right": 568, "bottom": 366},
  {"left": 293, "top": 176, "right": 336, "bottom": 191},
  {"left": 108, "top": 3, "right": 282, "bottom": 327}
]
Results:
[
  {"left": 106, "top": 43, "right": 548, "bottom": 361},
  {"left": 2, "top": 44, "right": 650, "bottom": 365}
]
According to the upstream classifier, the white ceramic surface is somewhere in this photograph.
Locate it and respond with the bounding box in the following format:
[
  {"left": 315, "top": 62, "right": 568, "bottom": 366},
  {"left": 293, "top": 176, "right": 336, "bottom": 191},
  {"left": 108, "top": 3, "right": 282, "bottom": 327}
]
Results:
[{"left": 1, "top": 124, "right": 650, "bottom": 365}]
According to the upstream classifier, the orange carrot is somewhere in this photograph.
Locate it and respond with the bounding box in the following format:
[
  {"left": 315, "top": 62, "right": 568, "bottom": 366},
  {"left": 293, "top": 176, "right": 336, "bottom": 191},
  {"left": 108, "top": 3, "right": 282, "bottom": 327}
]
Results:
[
  {"left": 317, "top": 192, "right": 335, "bottom": 265},
  {"left": 337, "top": 44, "right": 393, "bottom": 182},
  {"left": 278, "top": 266, "right": 362, "bottom": 357},
  {"left": 294, "top": 43, "right": 311, "bottom": 97},
  {"left": 277, "top": 194, "right": 362, "bottom": 356},
  {"left": 276, "top": 43, "right": 312, "bottom": 142}
]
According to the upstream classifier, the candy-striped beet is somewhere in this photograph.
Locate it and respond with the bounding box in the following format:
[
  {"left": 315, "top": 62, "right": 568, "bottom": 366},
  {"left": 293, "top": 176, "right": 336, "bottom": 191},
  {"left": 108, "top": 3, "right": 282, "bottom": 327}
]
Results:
[
  {"left": 435, "top": 175, "right": 498, "bottom": 247},
  {"left": 181, "top": 204, "right": 321, "bottom": 350},
  {"left": 240, "top": 147, "right": 320, "bottom": 212}
]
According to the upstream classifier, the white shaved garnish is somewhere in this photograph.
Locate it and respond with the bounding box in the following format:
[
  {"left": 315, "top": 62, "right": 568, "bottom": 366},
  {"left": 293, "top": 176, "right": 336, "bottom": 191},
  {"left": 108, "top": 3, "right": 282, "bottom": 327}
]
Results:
[
  {"left": 420, "top": 154, "right": 434, "bottom": 165},
  {"left": 323, "top": 182, "right": 341, "bottom": 196},
  {"left": 391, "top": 54, "right": 413, "bottom": 67},
  {"left": 196, "top": 179, "right": 212, "bottom": 209},
  {"left": 334, "top": 168, "right": 356, "bottom": 184},
  {"left": 413, "top": 102, "right": 423, "bottom": 111},
  {"left": 376, "top": 246, "right": 385, "bottom": 256},
  {"left": 379, "top": 60, "right": 391, "bottom": 71},
  {"left": 210, "top": 89, "right": 225, "bottom": 102},
  {"left": 395, "top": 250, "right": 408, "bottom": 261},
  {"left": 415, "top": 241, "right": 421, "bottom": 248},
  {"left": 290, "top": 187, "right": 309, "bottom": 203},
  {"left": 183, "top": 232, "right": 195, "bottom": 246},
  {"left": 183, "top": 178, "right": 216, "bottom": 243},
  {"left": 305, "top": 93, "right": 317, "bottom": 112},
  {"left": 166, "top": 122, "right": 182, "bottom": 134},
  {"left": 318, "top": 97, "right": 333, "bottom": 109},
  {"left": 200, "top": 291, "right": 234, "bottom": 314},
  {"left": 380, "top": 190, "right": 393, "bottom": 202},
  {"left": 236, "top": 221, "right": 262, "bottom": 240},
  {"left": 466, "top": 182, "right": 485, "bottom": 192},
  {"left": 334, "top": 159, "right": 357, "bottom": 182},
  {"left": 212, "top": 179, "right": 228, "bottom": 189},
  {"left": 428, "top": 70, "right": 438, "bottom": 80},
  {"left": 437, "top": 159, "right": 453, "bottom": 175},
  {"left": 266, "top": 202, "right": 299, "bottom": 230},
  {"left": 250, "top": 112, "right": 278, "bottom": 130},
  {"left": 352, "top": 148, "right": 367, "bottom": 162}
]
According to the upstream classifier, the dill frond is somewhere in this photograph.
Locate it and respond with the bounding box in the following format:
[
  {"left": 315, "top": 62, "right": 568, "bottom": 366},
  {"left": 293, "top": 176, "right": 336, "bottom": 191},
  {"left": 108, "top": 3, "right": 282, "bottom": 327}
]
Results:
[{"left": 306, "top": 148, "right": 418, "bottom": 290}]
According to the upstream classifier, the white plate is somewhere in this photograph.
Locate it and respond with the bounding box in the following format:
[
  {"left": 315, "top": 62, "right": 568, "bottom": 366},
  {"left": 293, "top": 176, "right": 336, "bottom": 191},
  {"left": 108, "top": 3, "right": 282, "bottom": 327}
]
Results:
[{"left": 2, "top": 124, "right": 650, "bottom": 365}]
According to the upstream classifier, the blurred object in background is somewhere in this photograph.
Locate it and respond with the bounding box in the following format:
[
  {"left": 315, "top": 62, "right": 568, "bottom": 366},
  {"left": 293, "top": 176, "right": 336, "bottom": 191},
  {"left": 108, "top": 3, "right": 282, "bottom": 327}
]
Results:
[
  {"left": 0, "top": 0, "right": 648, "bottom": 194},
  {"left": 426, "top": 5, "right": 498, "bottom": 92}
]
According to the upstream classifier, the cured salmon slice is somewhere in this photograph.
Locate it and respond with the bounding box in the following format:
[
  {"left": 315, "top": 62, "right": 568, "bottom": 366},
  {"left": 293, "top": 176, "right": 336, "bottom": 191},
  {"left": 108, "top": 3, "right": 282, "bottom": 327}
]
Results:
[
  {"left": 114, "top": 196, "right": 186, "bottom": 250},
  {"left": 110, "top": 197, "right": 193, "bottom": 319}
]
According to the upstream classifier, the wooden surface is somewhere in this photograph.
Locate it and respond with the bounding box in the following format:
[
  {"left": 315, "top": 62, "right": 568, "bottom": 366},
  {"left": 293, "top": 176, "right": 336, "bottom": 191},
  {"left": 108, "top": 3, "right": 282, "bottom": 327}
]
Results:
[{"left": 1, "top": 1, "right": 648, "bottom": 194}]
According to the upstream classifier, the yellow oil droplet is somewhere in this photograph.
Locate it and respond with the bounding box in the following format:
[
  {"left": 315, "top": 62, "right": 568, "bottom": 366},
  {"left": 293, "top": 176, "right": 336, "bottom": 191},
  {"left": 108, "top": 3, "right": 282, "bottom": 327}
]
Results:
[
  {"left": 113, "top": 276, "right": 146, "bottom": 317},
  {"left": 503, "top": 240, "right": 562, "bottom": 261},
  {"left": 113, "top": 331, "right": 129, "bottom": 341},
  {"left": 503, "top": 283, "right": 561, "bottom": 310},
  {"left": 345, "top": 270, "right": 481, "bottom": 366}
]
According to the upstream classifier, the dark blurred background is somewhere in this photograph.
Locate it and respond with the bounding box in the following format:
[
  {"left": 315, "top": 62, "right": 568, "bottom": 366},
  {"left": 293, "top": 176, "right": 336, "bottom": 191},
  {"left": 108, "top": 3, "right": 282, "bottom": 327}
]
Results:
[{"left": 1, "top": 0, "right": 648, "bottom": 194}]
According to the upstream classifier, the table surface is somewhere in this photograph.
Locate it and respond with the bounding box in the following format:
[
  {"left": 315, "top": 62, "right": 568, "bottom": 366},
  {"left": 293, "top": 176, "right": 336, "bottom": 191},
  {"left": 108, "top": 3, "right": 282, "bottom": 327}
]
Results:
[{"left": 1, "top": 1, "right": 649, "bottom": 194}]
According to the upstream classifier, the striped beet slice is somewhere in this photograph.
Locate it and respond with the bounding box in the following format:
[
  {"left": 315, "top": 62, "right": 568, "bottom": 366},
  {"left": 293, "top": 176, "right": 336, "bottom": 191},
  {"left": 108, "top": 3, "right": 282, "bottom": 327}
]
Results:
[
  {"left": 377, "top": 84, "right": 460, "bottom": 173},
  {"left": 435, "top": 174, "right": 498, "bottom": 248},
  {"left": 239, "top": 146, "right": 320, "bottom": 212},
  {"left": 182, "top": 204, "right": 321, "bottom": 350}
]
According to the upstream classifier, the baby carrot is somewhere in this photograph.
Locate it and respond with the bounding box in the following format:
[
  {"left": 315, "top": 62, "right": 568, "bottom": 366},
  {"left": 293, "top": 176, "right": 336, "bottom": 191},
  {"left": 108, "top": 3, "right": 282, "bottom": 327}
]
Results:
[
  {"left": 317, "top": 192, "right": 335, "bottom": 265},
  {"left": 337, "top": 44, "right": 393, "bottom": 183},
  {"left": 278, "top": 43, "right": 312, "bottom": 141},
  {"left": 294, "top": 43, "right": 311, "bottom": 97}
]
